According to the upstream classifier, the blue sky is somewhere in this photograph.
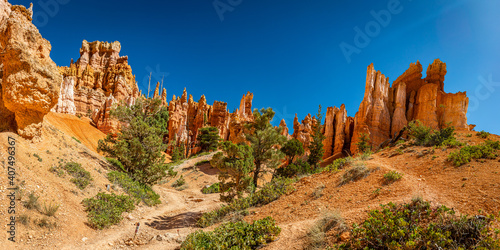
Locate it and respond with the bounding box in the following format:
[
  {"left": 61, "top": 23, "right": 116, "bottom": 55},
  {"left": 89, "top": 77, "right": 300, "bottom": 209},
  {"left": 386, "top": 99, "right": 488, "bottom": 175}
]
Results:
[{"left": 11, "top": 0, "right": 500, "bottom": 134}]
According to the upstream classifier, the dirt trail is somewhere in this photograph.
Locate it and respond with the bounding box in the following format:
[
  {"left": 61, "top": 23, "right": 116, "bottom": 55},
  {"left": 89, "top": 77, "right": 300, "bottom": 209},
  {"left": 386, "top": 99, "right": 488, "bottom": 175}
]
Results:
[{"left": 60, "top": 153, "right": 223, "bottom": 250}]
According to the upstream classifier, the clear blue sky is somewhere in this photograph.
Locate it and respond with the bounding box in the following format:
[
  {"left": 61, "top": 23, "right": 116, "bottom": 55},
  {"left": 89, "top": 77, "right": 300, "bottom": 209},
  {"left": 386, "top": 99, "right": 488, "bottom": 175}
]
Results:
[{"left": 11, "top": 0, "right": 500, "bottom": 134}]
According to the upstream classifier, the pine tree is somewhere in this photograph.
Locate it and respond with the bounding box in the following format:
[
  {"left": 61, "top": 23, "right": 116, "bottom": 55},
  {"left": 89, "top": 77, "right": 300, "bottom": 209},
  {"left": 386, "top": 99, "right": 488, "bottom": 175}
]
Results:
[
  {"left": 210, "top": 141, "right": 254, "bottom": 202},
  {"left": 245, "top": 108, "right": 286, "bottom": 189},
  {"left": 308, "top": 105, "right": 326, "bottom": 168},
  {"left": 98, "top": 98, "right": 174, "bottom": 185},
  {"left": 196, "top": 127, "right": 221, "bottom": 152}
]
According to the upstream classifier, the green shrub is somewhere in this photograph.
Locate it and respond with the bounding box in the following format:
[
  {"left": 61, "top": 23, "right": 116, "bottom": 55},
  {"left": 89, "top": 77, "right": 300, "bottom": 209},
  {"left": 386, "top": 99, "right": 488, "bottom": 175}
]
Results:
[
  {"left": 24, "top": 193, "right": 40, "bottom": 210},
  {"left": 339, "top": 198, "right": 499, "bottom": 249},
  {"left": 448, "top": 140, "right": 500, "bottom": 166},
  {"left": 83, "top": 192, "right": 135, "bottom": 229},
  {"left": 197, "top": 177, "right": 294, "bottom": 228},
  {"left": 181, "top": 217, "right": 281, "bottom": 250},
  {"left": 107, "top": 171, "right": 160, "bottom": 206},
  {"left": 325, "top": 157, "right": 352, "bottom": 171},
  {"left": 202, "top": 182, "right": 221, "bottom": 194},
  {"left": 477, "top": 130, "right": 490, "bottom": 139},
  {"left": 105, "top": 157, "right": 126, "bottom": 172},
  {"left": 195, "top": 160, "right": 210, "bottom": 167},
  {"left": 408, "top": 120, "right": 461, "bottom": 147},
  {"left": 339, "top": 164, "right": 371, "bottom": 186},
  {"left": 384, "top": 171, "right": 403, "bottom": 184},
  {"left": 33, "top": 154, "right": 42, "bottom": 162},
  {"left": 274, "top": 159, "right": 313, "bottom": 178},
  {"left": 171, "top": 144, "right": 186, "bottom": 162},
  {"left": 356, "top": 133, "right": 371, "bottom": 153},
  {"left": 63, "top": 162, "right": 93, "bottom": 190},
  {"left": 172, "top": 175, "right": 186, "bottom": 188},
  {"left": 17, "top": 214, "right": 30, "bottom": 226},
  {"left": 42, "top": 202, "right": 60, "bottom": 217}
]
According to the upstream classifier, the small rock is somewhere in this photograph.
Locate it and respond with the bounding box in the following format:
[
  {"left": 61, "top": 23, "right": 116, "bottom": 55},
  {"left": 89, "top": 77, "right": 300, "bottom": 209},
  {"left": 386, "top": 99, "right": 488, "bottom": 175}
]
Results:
[
  {"left": 462, "top": 177, "right": 468, "bottom": 181},
  {"left": 340, "top": 232, "right": 350, "bottom": 241},
  {"left": 126, "top": 215, "right": 134, "bottom": 220},
  {"left": 82, "top": 237, "right": 88, "bottom": 242},
  {"left": 108, "top": 242, "right": 114, "bottom": 246},
  {"left": 156, "top": 235, "right": 163, "bottom": 241}
]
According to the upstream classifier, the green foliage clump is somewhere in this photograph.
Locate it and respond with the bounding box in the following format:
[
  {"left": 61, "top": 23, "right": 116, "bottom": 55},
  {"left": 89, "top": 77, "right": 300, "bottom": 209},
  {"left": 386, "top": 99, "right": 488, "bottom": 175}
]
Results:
[
  {"left": 339, "top": 198, "right": 500, "bottom": 249},
  {"left": 384, "top": 171, "right": 403, "bottom": 184},
  {"left": 171, "top": 144, "right": 186, "bottom": 162},
  {"left": 281, "top": 138, "right": 304, "bottom": 163},
  {"left": 105, "top": 157, "right": 126, "bottom": 172},
  {"left": 245, "top": 107, "right": 286, "bottom": 188},
  {"left": 195, "top": 160, "right": 210, "bottom": 166},
  {"left": 325, "top": 157, "right": 352, "bottom": 172},
  {"left": 274, "top": 159, "right": 313, "bottom": 178},
  {"left": 98, "top": 98, "right": 173, "bottom": 185},
  {"left": 211, "top": 141, "right": 255, "bottom": 202},
  {"left": 33, "top": 153, "right": 42, "bottom": 162},
  {"left": 448, "top": 140, "right": 500, "bottom": 166},
  {"left": 172, "top": 175, "right": 186, "bottom": 188},
  {"left": 83, "top": 192, "right": 135, "bottom": 229},
  {"left": 107, "top": 171, "right": 160, "bottom": 206},
  {"left": 408, "top": 120, "right": 463, "bottom": 147},
  {"left": 42, "top": 202, "right": 60, "bottom": 217},
  {"left": 196, "top": 126, "right": 221, "bottom": 152},
  {"left": 356, "top": 133, "right": 372, "bottom": 153},
  {"left": 63, "top": 162, "right": 93, "bottom": 190},
  {"left": 181, "top": 217, "right": 281, "bottom": 250},
  {"left": 24, "top": 193, "right": 40, "bottom": 210},
  {"left": 197, "top": 177, "right": 294, "bottom": 228},
  {"left": 201, "top": 182, "right": 221, "bottom": 194},
  {"left": 477, "top": 130, "right": 491, "bottom": 139},
  {"left": 308, "top": 105, "right": 326, "bottom": 167},
  {"left": 339, "top": 164, "right": 371, "bottom": 186}
]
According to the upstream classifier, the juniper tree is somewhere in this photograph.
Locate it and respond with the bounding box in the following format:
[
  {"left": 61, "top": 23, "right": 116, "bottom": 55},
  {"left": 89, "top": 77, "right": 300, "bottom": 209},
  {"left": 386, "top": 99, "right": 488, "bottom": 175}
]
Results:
[
  {"left": 210, "top": 141, "right": 254, "bottom": 202},
  {"left": 307, "top": 105, "right": 326, "bottom": 168},
  {"left": 97, "top": 97, "right": 174, "bottom": 185},
  {"left": 245, "top": 108, "right": 286, "bottom": 188},
  {"left": 196, "top": 127, "right": 221, "bottom": 152}
]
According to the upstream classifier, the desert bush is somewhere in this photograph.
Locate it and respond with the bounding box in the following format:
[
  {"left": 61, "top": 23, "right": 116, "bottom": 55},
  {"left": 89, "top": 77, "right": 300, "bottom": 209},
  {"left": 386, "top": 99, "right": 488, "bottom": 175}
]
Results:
[
  {"left": 36, "top": 218, "right": 56, "bottom": 229},
  {"left": 477, "top": 130, "right": 490, "bottom": 139},
  {"left": 197, "top": 177, "right": 294, "bottom": 227},
  {"left": 24, "top": 193, "right": 40, "bottom": 210},
  {"left": 448, "top": 140, "right": 500, "bottom": 166},
  {"left": 33, "top": 153, "right": 42, "bottom": 162},
  {"left": 201, "top": 182, "right": 221, "bottom": 194},
  {"left": 107, "top": 171, "right": 160, "bottom": 206},
  {"left": 356, "top": 133, "right": 371, "bottom": 153},
  {"left": 171, "top": 144, "right": 186, "bottom": 162},
  {"left": 408, "top": 120, "right": 463, "bottom": 147},
  {"left": 172, "top": 175, "right": 186, "bottom": 188},
  {"left": 325, "top": 157, "right": 352, "bottom": 172},
  {"left": 42, "top": 202, "right": 60, "bottom": 217},
  {"left": 307, "top": 211, "right": 347, "bottom": 249},
  {"left": 83, "top": 192, "right": 135, "bottom": 229},
  {"left": 311, "top": 183, "right": 326, "bottom": 199},
  {"left": 358, "top": 151, "right": 372, "bottom": 161},
  {"left": 339, "top": 198, "right": 500, "bottom": 249},
  {"left": 181, "top": 217, "right": 281, "bottom": 250},
  {"left": 384, "top": 171, "right": 403, "bottom": 184},
  {"left": 63, "top": 162, "right": 93, "bottom": 190},
  {"left": 274, "top": 159, "right": 314, "bottom": 178},
  {"left": 17, "top": 214, "right": 30, "bottom": 226},
  {"left": 281, "top": 138, "right": 305, "bottom": 163},
  {"left": 339, "top": 164, "right": 371, "bottom": 186}
]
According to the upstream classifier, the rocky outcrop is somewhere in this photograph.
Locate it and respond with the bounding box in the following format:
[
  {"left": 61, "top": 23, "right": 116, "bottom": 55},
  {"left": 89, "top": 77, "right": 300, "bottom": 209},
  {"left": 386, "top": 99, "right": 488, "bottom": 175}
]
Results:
[
  {"left": 0, "top": 3, "right": 61, "bottom": 139},
  {"left": 292, "top": 113, "right": 314, "bottom": 150},
  {"left": 322, "top": 107, "right": 336, "bottom": 158},
  {"left": 349, "top": 59, "right": 469, "bottom": 154},
  {"left": 53, "top": 40, "right": 140, "bottom": 134},
  {"left": 279, "top": 119, "right": 290, "bottom": 139}
]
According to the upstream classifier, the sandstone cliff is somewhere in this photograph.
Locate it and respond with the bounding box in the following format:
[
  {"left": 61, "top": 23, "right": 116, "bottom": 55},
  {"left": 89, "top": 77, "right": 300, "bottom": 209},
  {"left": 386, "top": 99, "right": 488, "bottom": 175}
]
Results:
[{"left": 0, "top": 3, "right": 61, "bottom": 140}]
